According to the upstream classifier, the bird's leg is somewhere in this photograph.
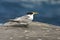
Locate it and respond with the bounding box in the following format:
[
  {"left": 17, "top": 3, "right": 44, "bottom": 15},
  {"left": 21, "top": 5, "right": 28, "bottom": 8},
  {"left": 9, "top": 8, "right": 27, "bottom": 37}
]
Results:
[{"left": 24, "top": 24, "right": 29, "bottom": 28}]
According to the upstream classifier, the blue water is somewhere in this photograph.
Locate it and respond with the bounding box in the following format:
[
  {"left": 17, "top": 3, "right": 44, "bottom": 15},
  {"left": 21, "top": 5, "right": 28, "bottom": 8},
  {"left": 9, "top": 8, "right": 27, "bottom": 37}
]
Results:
[{"left": 0, "top": 1, "right": 60, "bottom": 26}]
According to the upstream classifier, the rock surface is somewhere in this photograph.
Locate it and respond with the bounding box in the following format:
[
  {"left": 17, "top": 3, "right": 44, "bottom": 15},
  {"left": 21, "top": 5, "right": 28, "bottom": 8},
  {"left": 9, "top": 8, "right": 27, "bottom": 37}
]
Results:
[{"left": 0, "top": 22, "right": 60, "bottom": 40}]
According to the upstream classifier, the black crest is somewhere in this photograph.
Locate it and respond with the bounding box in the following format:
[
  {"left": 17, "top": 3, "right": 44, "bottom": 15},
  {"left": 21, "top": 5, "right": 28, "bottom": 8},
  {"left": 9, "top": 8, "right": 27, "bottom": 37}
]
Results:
[{"left": 27, "top": 12, "right": 33, "bottom": 15}]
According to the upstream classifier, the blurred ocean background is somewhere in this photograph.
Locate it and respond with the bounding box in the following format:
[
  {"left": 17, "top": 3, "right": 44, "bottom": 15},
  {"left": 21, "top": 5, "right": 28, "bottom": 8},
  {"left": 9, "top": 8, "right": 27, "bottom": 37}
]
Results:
[{"left": 0, "top": 0, "right": 60, "bottom": 26}]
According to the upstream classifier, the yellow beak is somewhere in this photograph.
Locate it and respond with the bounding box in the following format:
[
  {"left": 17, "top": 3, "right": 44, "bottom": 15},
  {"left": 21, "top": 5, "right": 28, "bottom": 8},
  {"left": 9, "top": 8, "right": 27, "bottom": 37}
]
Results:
[{"left": 33, "top": 12, "right": 39, "bottom": 14}]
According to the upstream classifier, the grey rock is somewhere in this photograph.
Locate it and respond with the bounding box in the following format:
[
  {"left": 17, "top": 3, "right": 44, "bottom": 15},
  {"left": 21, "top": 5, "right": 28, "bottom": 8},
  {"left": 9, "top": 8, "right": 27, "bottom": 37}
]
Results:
[{"left": 0, "top": 22, "right": 60, "bottom": 40}]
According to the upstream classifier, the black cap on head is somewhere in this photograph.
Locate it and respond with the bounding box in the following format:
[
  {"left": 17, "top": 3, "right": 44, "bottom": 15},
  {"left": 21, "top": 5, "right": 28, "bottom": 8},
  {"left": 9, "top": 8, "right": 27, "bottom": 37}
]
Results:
[{"left": 27, "top": 12, "right": 33, "bottom": 15}]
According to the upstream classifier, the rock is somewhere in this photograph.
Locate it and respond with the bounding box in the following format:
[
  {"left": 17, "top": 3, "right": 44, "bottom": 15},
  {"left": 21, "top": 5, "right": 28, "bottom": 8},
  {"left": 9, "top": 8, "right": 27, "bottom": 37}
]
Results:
[{"left": 0, "top": 22, "right": 60, "bottom": 40}]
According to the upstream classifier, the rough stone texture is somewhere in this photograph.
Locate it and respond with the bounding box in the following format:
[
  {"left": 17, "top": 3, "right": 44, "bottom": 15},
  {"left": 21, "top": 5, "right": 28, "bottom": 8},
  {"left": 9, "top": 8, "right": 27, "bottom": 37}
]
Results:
[{"left": 0, "top": 22, "right": 60, "bottom": 40}]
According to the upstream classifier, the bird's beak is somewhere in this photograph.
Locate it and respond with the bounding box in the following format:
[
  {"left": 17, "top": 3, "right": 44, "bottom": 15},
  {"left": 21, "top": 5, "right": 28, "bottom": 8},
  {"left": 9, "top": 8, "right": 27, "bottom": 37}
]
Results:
[{"left": 33, "top": 12, "right": 39, "bottom": 15}]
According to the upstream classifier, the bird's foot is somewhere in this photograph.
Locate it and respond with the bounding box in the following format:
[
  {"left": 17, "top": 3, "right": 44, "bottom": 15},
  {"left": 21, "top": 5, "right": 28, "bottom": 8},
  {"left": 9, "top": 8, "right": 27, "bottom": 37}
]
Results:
[{"left": 24, "top": 24, "right": 29, "bottom": 28}]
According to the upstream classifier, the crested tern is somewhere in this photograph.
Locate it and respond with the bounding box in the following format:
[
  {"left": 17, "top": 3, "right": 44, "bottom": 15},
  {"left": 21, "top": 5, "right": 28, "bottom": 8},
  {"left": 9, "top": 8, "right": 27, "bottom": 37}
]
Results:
[{"left": 4, "top": 12, "right": 38, "bottom": 27}]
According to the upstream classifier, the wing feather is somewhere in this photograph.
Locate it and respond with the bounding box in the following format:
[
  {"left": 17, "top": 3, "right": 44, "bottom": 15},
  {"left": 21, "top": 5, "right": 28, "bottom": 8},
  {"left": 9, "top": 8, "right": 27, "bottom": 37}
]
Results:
[{"left": 9, "top": 15, "right": 30, "bottom": 22}]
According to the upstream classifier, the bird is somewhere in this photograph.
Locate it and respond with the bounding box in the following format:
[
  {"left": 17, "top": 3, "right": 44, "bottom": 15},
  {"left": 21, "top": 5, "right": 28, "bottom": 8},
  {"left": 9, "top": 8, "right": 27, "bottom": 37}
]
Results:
[{"left": 4, "top": 12, "right": 38, "bottom": 27}]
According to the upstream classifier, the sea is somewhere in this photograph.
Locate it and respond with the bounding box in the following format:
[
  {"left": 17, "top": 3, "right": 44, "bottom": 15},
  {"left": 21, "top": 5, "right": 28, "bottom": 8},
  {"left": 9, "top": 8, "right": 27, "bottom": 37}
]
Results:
[{"left": 0, "top": 1, "right": 60, "bottom": 26}]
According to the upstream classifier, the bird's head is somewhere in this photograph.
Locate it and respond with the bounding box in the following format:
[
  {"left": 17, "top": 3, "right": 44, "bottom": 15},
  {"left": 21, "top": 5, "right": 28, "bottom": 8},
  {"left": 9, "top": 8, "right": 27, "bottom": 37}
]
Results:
[{"left": 27, "top": 12, "right": 38, "bottom": 15}]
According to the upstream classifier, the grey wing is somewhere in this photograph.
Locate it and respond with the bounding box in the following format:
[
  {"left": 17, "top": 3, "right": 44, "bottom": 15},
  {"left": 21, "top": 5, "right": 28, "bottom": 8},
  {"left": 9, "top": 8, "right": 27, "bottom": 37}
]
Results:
[
  {"left": 5, "top": 15, "right": 32, "bottom": 26},
  {"left": 18, "top": 15, "right": 32, "bottom": 23},
  {"left": 8, "top": 15, "right": 30, "bottom": 22},
  {"left": 19, "top": 15, "right": 29, "bottom": 19}
]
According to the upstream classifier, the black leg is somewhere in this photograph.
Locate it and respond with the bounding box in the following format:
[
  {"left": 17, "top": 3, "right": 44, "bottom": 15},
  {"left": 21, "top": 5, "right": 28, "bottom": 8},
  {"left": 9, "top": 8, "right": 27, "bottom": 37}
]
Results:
[{"left": 24, "top": 24, "right": 29, "bottom": 28}]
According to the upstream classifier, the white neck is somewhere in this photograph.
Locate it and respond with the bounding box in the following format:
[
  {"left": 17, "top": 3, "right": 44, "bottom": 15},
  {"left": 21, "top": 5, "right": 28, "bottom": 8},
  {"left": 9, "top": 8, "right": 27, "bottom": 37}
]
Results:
[{"left": 27, "top": 14, "right": 34, "bottom": 20}]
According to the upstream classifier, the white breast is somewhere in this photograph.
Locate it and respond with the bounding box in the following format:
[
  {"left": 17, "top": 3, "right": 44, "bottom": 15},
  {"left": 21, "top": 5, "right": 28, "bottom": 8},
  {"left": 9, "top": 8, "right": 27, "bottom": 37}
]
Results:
[{"left": 27, "top": 15, "right": 33, "bottom": 20}]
